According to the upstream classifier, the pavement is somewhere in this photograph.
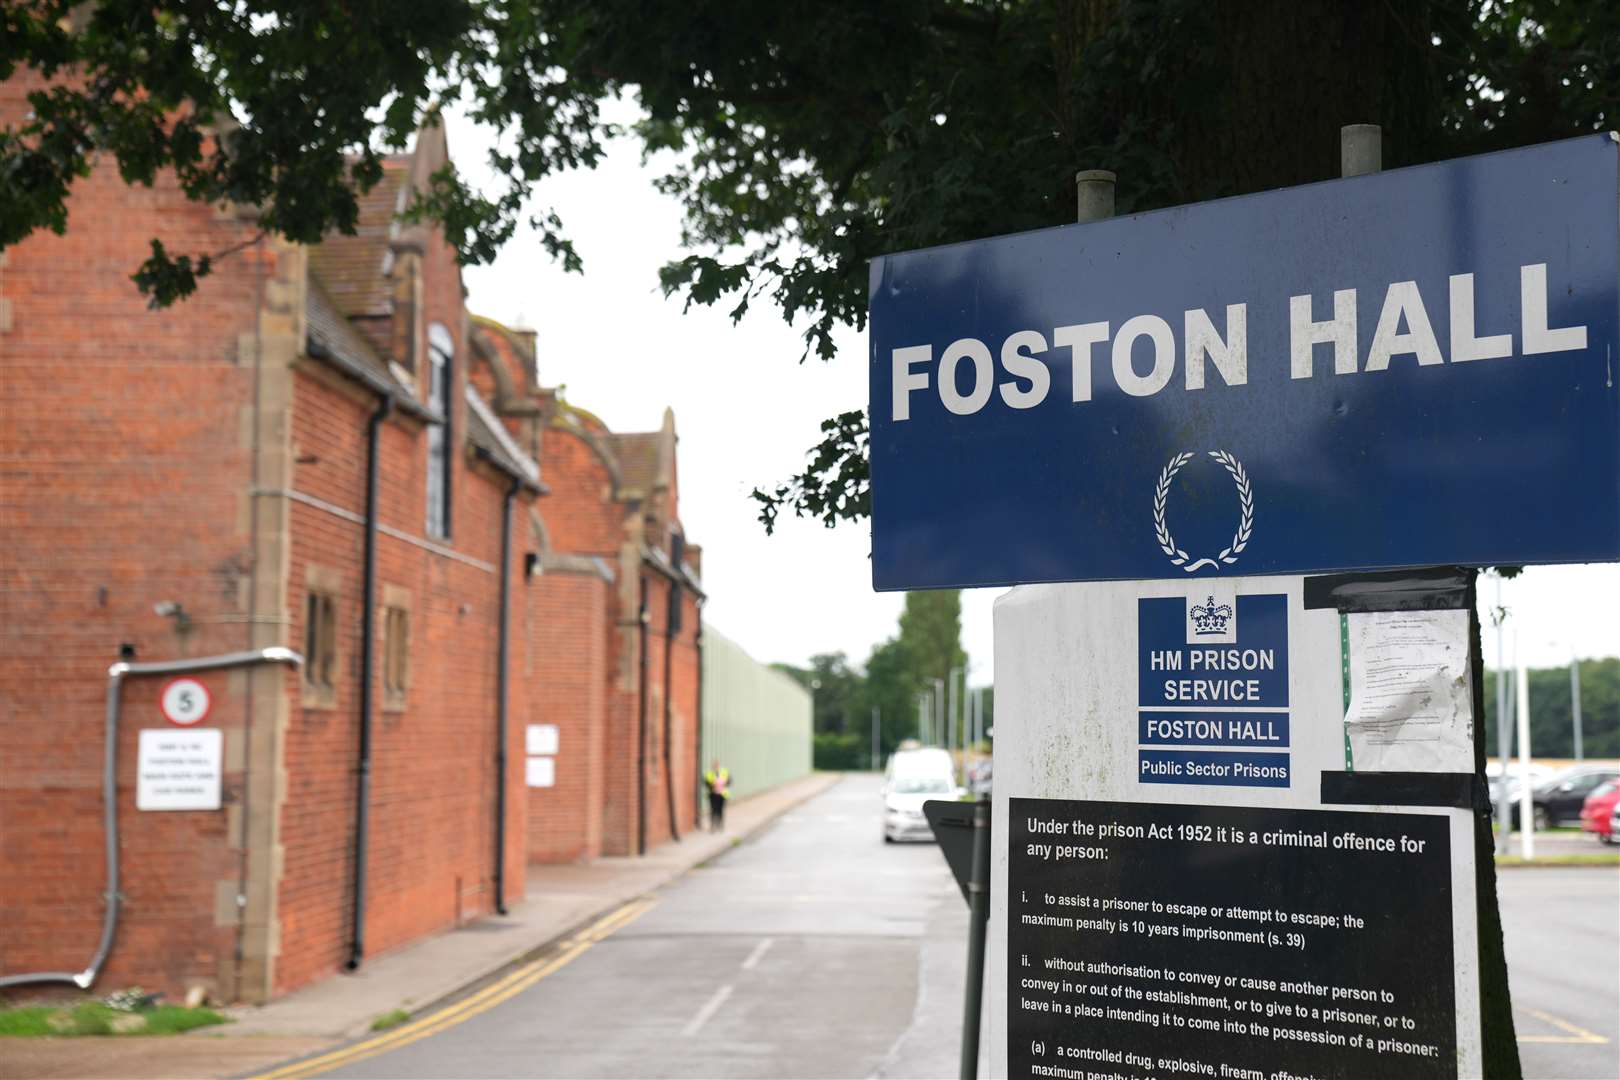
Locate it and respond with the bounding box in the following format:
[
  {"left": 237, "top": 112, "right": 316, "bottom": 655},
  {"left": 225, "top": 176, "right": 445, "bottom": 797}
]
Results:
[{"left": 0, "top": 772, "right": 839, "bottom": 1080}]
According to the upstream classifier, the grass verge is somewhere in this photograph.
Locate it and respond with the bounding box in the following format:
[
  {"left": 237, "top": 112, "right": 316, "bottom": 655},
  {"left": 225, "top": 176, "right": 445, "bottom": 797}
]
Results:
[
  {"left": 1495, "top": 852, "right": 1620, "bottom": 867},
  {"left": 0, "top": 1003, "right": 226, "bottom": 1037},
  {"left": 370, "top": 1008, "right": 411, "bottom": 1032}
]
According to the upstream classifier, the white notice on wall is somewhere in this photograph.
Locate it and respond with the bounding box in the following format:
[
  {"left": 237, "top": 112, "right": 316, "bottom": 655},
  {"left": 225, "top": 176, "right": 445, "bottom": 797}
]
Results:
[
  {"left": 1344, "top": 609, "right": 1473, "bottom": 773},
  {"left": 525, "top": 724, "right": 559, "bottom": 756},
  {"left": 526, "top": 756, "right": 555, "bottom": 788},
  {"left": 137, "top": 728, "right": 223, "bottom": 811}
]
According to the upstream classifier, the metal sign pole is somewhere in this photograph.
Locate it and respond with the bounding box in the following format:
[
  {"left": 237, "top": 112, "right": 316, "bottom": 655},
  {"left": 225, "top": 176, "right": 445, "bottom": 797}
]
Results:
[
  {"left": 1496, "top": 575, "right": 1511, "bottom": 853},
  {"left": 958, "top": 798, "right": 990, "bottom": 1080}
]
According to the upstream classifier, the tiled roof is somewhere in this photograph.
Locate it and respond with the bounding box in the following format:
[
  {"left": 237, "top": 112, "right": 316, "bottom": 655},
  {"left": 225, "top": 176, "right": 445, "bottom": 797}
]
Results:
[
  {"left": 606, "top": 432, "right": 662, "bottom": 493},
  {"left": 306, "top": 158, "right": 410, "bottom": 318},
  {"left": 304, "top": 277, "right": 436, "bottom": 423},
  {"left": 464, "top": 384, "right": 541, "bottom": 489},
  {"left": 306, "top": 277, "right": 396, "bottom": 386}
]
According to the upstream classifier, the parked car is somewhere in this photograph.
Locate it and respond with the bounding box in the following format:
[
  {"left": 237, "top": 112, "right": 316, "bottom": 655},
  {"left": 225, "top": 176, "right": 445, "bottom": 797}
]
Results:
[
  {"left": 1486, "top": 761, "right": 1555, "bottom": 816},
  {"left": 1512, "top": 765, "right": 1620, "bottom": 830},
  {"left": 882, "top": 747, "right": 960, "bottom": 843},
  {"left": 1579, "top": 780, "right": 1620, "bottom": 844}
]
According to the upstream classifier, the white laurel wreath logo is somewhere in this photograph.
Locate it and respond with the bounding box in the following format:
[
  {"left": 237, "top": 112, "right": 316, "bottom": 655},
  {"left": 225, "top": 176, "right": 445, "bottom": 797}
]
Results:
[{"left": 1152, "top": 450, "right": 1255, "bottom": 573}]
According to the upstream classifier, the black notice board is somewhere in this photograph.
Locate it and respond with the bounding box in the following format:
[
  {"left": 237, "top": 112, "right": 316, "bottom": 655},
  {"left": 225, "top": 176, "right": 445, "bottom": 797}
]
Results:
[{"left": 1008, "top": 797, "right": 1455, "bottom": 1080}]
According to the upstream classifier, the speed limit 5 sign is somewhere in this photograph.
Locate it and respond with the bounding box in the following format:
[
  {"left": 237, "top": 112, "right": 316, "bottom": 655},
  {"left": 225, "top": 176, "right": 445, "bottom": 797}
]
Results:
[{"left": 160, "top": 677, "right": 211, "bottom": 726}]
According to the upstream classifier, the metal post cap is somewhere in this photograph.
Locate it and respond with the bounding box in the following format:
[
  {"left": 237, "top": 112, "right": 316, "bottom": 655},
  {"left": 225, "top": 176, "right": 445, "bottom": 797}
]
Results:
[
  {"left": 1075, "top": 170, "right": 1116, "bottom": 224},
  {"left": 1340, "top": 124, "right": 1382, "bottom": 177}
]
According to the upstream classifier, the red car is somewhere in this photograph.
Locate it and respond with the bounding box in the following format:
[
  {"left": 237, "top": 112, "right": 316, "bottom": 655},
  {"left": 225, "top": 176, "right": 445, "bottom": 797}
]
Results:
[{"left": 1579, "top": 781, "right": 1620, "bottom": 844}]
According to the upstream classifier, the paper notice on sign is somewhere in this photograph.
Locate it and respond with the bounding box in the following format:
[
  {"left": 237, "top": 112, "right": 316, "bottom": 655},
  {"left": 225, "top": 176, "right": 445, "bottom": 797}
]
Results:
[{"left": 1344, "top": 610, "right": 1473, "bottom": 772}]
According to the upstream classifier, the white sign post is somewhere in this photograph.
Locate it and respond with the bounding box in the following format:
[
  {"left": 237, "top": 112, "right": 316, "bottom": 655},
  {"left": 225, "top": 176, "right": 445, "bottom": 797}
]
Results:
[{"left": 136, "top": 728, "right": 223, "bottom": 811}]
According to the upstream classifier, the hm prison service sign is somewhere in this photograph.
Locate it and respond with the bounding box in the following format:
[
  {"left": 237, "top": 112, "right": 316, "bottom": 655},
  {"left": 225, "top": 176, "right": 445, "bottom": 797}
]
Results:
[{"left": 868, "top": 135, "right": 1620, "bottom": 591}]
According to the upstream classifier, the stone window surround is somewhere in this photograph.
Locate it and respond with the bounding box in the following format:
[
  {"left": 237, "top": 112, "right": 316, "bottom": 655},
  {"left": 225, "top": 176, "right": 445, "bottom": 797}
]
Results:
[
  {"left": 301, "top": 564, "right": 342, "bottom": 710},
  {"left": 381, "top": 583, "right": 412, "bottom": 714}
]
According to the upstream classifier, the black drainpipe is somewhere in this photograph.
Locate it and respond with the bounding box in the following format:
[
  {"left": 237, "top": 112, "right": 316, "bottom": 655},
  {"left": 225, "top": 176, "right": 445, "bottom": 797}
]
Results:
[
  {"left": 347, "top": 394, "right": 391, "bottom": 971},
  {"left": 694, "top": 610, "right": 705, "bottom": 828},
  {"left": 637, "top": 576, "right": 649, "bottom": 856},
  {"left": 494, "top": 476, "right": 519, "bottom": 915},
  {"left": 664, "top": 574, "right": 681, "bottom": 842}
]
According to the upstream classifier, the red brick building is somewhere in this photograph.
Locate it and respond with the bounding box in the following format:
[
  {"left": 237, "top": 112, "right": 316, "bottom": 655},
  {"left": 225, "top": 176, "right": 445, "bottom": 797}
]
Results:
[
  {"left": 0, "top": 96, "right": 703, "bottom": 1005},
  {"left": 471, "top": 319, "right": 705, "bottom": 862}
]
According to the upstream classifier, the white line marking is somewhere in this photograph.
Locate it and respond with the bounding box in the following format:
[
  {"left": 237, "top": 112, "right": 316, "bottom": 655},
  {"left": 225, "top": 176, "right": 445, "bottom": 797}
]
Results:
[
  {"left": 681, "top": 984, "right": 734, "bottom": 1037},
  {"left": 740, "top": 938, "right": 775, "bottom": 970}
]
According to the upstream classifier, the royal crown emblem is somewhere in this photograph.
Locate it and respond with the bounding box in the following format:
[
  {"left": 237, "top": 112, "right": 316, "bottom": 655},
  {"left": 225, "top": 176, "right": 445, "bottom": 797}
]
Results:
[{"left": 1189, "top": 596, "right": 1233, "bottom": 636}]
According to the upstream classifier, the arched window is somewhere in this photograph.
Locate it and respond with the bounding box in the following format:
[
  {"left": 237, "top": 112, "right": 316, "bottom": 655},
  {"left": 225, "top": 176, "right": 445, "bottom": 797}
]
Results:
[{"left": 426, "top": 323, "right": 454, "bottom": 539}]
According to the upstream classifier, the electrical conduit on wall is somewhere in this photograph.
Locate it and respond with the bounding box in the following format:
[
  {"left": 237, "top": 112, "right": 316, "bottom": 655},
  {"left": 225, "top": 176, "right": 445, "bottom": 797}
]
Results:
[{"left": 0, "top": 647, "right": 302, "bottom": 992}]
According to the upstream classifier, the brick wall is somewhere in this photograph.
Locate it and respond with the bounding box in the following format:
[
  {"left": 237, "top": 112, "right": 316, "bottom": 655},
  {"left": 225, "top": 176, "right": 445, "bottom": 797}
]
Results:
[
  {"left": 272, "top": 237, "right": 530, "bottom": 995},
  {"left": 523, "top": 568, "right": 608, "bottom": 863},
  {"left": 528, "top": 418, "right": 702, "bottom": 857},
  {"left": 640, "top": 577, "right": 703, "bottom": 846},
  {"left": 539, "top": 425, "right": 633, "bottom": 555},
  {"left": 0, "top": 72, "right": 279, "bottom": 999},
  {"left": 1, "top": 73, "right": 530, "bottom": 1000},
  {"left": 2, "top": 70, "right": 702, "bottom": 1004}
]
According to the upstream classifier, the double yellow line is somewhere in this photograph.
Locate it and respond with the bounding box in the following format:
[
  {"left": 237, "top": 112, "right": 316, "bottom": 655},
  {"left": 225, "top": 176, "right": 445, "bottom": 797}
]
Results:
[
  {"left": 251, "top": 897, "right": 657, "bottom": 1079},
  {"left": 1516, "top": 1005, "right": 1610, "bottom": 1045}
]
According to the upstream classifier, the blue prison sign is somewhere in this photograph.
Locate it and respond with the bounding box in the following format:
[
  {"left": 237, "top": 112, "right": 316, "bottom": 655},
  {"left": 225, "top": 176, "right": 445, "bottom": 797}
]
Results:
[{"left": 868, "top": 135, "right": 1620, "bottom": 591}]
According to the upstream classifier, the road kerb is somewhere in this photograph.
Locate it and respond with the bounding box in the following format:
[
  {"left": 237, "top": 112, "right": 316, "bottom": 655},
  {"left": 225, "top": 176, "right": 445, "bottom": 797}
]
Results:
[
  {"left": 246, "top": 898, "right": 656, "bottom": 1080},
  {"left": 243, "top": 772, "right": 843, "bottom": 1077}
]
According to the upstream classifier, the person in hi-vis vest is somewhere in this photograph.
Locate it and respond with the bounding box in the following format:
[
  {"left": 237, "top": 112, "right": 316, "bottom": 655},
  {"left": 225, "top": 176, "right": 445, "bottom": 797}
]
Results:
[{"left": 704, "top": 761, "right": 731, "bottom": 832}]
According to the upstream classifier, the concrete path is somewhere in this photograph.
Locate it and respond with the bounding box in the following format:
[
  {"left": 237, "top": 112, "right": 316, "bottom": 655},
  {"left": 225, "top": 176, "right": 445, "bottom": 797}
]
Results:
[{"left": 0, "top": 1036, "right": 328, "bottom": 1080}]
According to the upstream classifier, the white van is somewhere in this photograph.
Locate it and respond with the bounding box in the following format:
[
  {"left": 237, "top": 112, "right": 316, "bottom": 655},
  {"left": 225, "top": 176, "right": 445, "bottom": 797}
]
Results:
[{"left": 882, "top": 748, "right": 960, "bottom": 842}]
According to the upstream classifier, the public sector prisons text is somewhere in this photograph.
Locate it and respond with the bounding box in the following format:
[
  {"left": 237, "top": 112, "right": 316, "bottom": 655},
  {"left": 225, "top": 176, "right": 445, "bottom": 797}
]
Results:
[{"left": 888, "top": 263, "right": 1587, "bottom": 419}]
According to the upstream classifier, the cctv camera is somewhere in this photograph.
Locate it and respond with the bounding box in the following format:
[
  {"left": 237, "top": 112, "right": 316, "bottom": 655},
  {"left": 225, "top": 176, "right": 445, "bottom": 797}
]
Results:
[{"left": 154, "top": 601, "right": 181, "bottom": 617}]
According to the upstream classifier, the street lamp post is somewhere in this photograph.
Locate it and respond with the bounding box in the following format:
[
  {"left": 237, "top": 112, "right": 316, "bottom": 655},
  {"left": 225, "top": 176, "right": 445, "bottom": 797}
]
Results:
[
  {"left": 1515, "top": 629, "right": 1533, "bottom": 860},
  {"left": 933, "top": 677, "right": 945, "bottom": 748},
  {"left": 872, "top": 706, "right": 881, "bottom": 771},
  {"left": 1570, "top": 649, "right": 1584, "bottom": 761},
  {"left": 810, "top": 678, "right": 821, "bottom": 757}
]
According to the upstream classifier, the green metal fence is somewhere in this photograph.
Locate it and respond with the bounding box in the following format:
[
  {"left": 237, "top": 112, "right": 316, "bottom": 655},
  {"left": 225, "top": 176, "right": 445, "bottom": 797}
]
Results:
[{"left": 700, "top": 622, "right": 812, "bottom": 800}]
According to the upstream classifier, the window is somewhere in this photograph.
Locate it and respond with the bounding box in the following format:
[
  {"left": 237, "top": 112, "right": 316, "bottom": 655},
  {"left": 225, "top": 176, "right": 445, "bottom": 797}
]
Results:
[
  {"left": 302, "top": 587, "right": 338, "bottom": 707},
  {"left": 426, "top": 322, "right": 454, "bottom": 539},
  {"left": 382, "top": 604, "right": 410, "bottom": 710}
]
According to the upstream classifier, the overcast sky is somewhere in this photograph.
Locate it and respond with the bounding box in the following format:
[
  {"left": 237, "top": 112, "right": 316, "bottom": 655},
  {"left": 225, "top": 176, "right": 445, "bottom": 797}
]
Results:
[{"left": 445, "top": 104, "right": 1618, "bottom": 683}]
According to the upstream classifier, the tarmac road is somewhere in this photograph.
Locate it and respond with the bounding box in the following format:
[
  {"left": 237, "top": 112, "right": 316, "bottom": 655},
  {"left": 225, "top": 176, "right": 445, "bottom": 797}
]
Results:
[
  {"left": 284, "top": 776, "right": 1614, "bottom": 1080},
  {"left": 1500, "top": 866, "right": 1619, "bottom": 1080},
  {"left": 309, "top": 772, "right": 976, "bottom": 1079}
]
